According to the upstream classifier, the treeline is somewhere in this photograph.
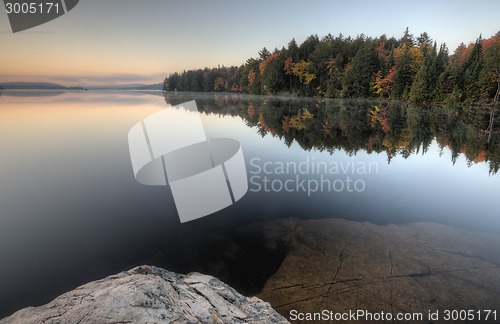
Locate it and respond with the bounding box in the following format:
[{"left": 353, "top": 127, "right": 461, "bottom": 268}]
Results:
[{"left": 164, "top": 29, "right": 500, "bottom": 105}]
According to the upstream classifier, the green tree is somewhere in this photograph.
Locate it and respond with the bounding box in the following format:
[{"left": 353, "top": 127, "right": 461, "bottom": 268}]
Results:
[
  {"left": 462, "top": 36, "right": 484, "bottom": 104},
  {"left": 287, "top": 38, "right": 300, "bottom": 62},
  {"left": 243, "top": 58, "right": 262, "bottom": 94},
  {"left": 261, "top": 52, "right": 285, "bottom": 94},
  {"left": 393, "top": 28, "right": 415, "bottom": 99},
  {"left": 214, "top": 76, "right": 226, "bottom": 92},
  {"left": 342, "top": 42, "right": 376, "bottom": 98},
  {"left": 478, "top": 33, "right": 500, "bottom": 102},
  {"left": 410, "top": 41, "right": 439, "bottom": 103},
  {"left": 325, "top": 53, "right": 344, "bottom": 98},
  {"left": 309, "top": 41, "right": 335, "bottom": 95},
  {"left": 383, "top": 45, "right": 395, "bottom": 76},
  {"left": 409, "top": 62, "right": 429, "bottom": 103},
  {"left": 417, "top": 32, "right": 432, "bottom": 56},
  {"left": 163, "top": 76, "right": 170, "bottom": 91},
  {"left": 439, "top": 43, "right": 466, "bottom": 105},
  {"left": 431, "top": 43, "right": 448, "bottom": 100},
  {"left": 298, "top": 35, "right": 320, "bottom": 60},
  {"left": 258, "top": 47, "right": 270, "bottom": 60},
  {"left": 283, "top": 57, "right": 294, "bottom": 91}
]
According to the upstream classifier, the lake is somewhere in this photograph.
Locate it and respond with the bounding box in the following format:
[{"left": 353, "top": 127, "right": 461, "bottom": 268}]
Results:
[{"left": 0, "top": 91, "right": 499, "bottom": 319}]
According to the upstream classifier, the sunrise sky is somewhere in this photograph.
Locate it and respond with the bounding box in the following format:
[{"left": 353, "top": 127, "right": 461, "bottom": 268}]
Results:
[{"left": 0, "top": 0, "right": 499, "bottom": 86}]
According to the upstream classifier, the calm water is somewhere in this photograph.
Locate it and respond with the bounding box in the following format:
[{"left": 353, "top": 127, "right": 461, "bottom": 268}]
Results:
[{"left": 0, "top": 91, "right": 499, "bottom": 317}]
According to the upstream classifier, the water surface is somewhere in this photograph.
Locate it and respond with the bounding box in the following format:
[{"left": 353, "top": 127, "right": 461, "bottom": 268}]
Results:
[{"left": 0, "top": 91, "right": 499, "bottom": 318}]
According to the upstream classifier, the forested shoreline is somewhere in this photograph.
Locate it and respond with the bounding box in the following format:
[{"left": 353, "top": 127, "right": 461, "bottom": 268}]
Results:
[{"left": 163, "top": 29, "right": 500, "bottom": 106}]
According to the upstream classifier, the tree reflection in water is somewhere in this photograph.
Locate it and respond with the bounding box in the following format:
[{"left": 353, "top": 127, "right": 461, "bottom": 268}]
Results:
[{"left": 165, "top": 94, "right": 500, "bottom": 175}]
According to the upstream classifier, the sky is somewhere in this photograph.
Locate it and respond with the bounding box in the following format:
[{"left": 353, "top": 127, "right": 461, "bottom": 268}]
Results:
[{"left": 0, "top": 0, "right": 499, "bottom": 86}]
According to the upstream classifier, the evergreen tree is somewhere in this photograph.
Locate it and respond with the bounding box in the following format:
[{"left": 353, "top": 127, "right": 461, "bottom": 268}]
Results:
[
  {"left": 462, "top": 37, "right": 483, "bottom": 104},
  {"left": 417, "top": 32, "right": 432, "bottom": 56},
  {"left": 478, "top": 33, "right": 500, "bottom": 102},
  {"left": 342, "top": 42, "right": 376, "bottom": 98},
  {"left": 439, "top": 43, "right": 465, "bottom": 105},
  {"left": 258, "top": 47, "right": 270, "bottom": 60},
  {"left": 287, "top": 38, "right": 300, "bottom": 62},
  {"left": 410, "top": 41, "right": 439, "bottom": 103},
  {"left": 401, "top": 27, "right": 414, "bottom": 48},
  {"left": 393, "top": 45, "right": 413, "bottom": 99},
  {"left": 310, "top": 41, "right": 335, "bottom": 95},
  {"left": 298, "top": 35, "right": 320, "bottom": 60},
  {"left": 162, "top": 77, "right": 170, "bottom": 91},
  {"left": 432, "top": 43, "right": 448, "bottom": 100},
  {"left": 261, "top": 52, "right": 285, "bottom": 94},
  {"left": 383, "top": 45, "right": 395, "bottom": 76},
  {"left": 245, "top": 58, "right": 262, "bottom": 94},
  {"left": 409, "top": 61, "right": 429, "bottom": 103},
  {"left": 325, "top": 53, "right": 344, "bottom": 98},
  {"left": 393, "top": 28, "right": 415, "bottom": 99}
]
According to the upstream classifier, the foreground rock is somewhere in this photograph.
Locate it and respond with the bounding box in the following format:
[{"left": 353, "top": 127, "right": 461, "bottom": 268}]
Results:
[
  {"left": 243, "top": 218, "right": 500, "bottom": 322},
  {"left": 1, "top": 265, "right": 288, "bottom": 324}
]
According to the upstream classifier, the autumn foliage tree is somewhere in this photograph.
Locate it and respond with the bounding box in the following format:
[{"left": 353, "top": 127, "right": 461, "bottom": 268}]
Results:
[
  {"left": 373, "top": 66, "right": 397, "bottom": 98},
  {"left": 164, "top": 28, "right": 500, "bottom": 106},
  {"left": 291, "top": 60, "right": 316, "bottom": 95}
]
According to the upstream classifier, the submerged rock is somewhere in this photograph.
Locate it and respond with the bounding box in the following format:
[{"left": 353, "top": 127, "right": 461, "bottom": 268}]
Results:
[
  {"left": 245, "top": 218, "right": 500, "bottom": 321},
  {"left": 1, "top": 265, "right": 289, "bottom": 324}
]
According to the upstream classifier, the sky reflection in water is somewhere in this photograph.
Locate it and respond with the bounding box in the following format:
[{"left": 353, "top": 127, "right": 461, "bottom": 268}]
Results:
[{"left": 0, "top": 91, "right": 498, "bottom": 317}]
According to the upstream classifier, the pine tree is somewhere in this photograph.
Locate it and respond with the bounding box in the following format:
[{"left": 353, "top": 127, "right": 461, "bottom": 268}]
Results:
[
  {"left": 463, "top": 36, "right": 483, "bottom": 104},
  {"left": 261, "top": 52, "right": 285, "bottom": 94},
  {"left": 310, "top": 41, "right": 335, "bottom": 94},
  {"left": 287, "top": 38, "right": 300, "bottom": 62},
  {"left": 432, "top": 43, "right": 448, "bottom": 100},
  {"left": 342, "top": 42, "right": 376, "bottom": 98},
  {"left": 298, "top": 35, "right": 320, "bottom": 60},
  {"left": 439, "top": 44, "right": 465, "bottom": 105},
  {"left": 325, "top": 53, "right": 344, "bottom": 98},
  {"left": 383, "top": 45, "right": 395, "bottom": 76},
  {"left": 258, "top": 47, "right": 270, "bottom": 60},
  {"left": 410, "top": 41, "right": 440, "bottom": 103},
  {"left": 478, "top": 33, "right": 500, "bottom": 102},
  {"left": 393, "top": 28, "right": 415, "bottom": 99},
  {"left": 409, "top": 61, "right": 429, "bottom": 103}
]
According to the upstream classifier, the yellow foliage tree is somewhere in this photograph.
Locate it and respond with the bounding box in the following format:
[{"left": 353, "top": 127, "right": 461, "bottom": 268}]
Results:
[
  {"left": 394, "top": 44, "right": 423, "bottom": 74},
  {"left": 291, "top": 60, "right": 316, "bottom": 85}
]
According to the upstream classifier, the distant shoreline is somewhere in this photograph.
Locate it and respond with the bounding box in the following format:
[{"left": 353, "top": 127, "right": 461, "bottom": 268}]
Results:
[{"left": 0, "top": 81, "right": 163, "bottom": 91}]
